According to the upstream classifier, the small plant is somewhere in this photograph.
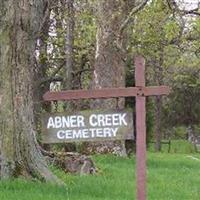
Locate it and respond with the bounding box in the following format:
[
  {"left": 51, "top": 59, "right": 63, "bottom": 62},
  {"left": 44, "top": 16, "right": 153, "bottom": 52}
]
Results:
[{"left": 172, "top": 126, "right": 187, "bottom": 140}]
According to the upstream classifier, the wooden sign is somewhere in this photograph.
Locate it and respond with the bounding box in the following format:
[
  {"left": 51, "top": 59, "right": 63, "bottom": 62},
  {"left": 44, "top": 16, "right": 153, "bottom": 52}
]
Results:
[
  {"left": 43, "top": 56, "right": 170, "bottom": 200},
  {"left": 42, "top": 110, "right": 134, "bottom": 143}
]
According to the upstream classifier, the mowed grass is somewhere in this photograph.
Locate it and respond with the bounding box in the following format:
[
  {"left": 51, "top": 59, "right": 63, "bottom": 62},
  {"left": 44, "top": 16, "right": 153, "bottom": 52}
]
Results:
[{"left": 0, "top": 153, "right": 200, "bottom": 200}]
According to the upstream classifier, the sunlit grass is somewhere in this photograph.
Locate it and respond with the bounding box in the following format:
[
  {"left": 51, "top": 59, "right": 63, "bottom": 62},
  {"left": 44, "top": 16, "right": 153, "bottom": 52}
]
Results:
[{"left": 0, "top": 153, "right": 200, "bottom": 200}]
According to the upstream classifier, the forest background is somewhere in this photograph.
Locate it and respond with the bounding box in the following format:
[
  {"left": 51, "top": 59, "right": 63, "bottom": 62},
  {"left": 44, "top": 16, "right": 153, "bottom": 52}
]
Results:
[{"left": 36, "top": 0, "right": 200, "bottom": 149}]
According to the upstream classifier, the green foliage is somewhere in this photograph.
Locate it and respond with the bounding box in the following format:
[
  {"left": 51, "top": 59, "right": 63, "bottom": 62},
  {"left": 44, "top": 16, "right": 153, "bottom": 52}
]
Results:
[
  {"left": 164, "top": 64, "right": 200, "bottom": 126},
  {"left": 164, "top": 20, "right": 180, "bottom": 42},
  {"left": 130, "top": 0, "right": 200, "bottom": 132},
  {"left": 148, "top": 153, "right": 200, "bottom": 199},
  {"left": 36, "top": 0, "right": 200, "bottom": 153},
  {"left": 0, "top": 179, "right": 68, "bottom": 200},
  {"left": 172, "top": 126, "right": 187, "bottom": 139},
  {"left": 1, "top": 153, "right": 200, "bottom": 199},
  {"left": 169, "top": 140, "right": 196, "bottom": 154},
  {"left": 148, "top": 140, "right": 196, "bottom": 154},
  {"left": 194, "top": 124, "right": 200, "bottom": 136}
]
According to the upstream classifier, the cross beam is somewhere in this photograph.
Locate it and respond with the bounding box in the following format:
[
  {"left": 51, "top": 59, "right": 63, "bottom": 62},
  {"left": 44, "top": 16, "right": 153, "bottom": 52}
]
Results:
[
  {"left": 43, "top": 86, "right": 170, "bottom": 101},
  {"left": 43, "top": 56, "right": 170, "bottom": 200}
]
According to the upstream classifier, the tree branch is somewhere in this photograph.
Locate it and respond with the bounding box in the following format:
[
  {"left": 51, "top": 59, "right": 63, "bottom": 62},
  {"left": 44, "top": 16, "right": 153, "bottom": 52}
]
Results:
[
  {"left": 39, "top": 61, "right": 65, "bottom": 85},
  {"left": 50, "top": 61, "right": 66, "bottom": 78},
  {"left": 184, "top": 10, "right": 200, "bottom": 16},
  {"left": 37, "top": 1, "right": 51, "bottom": 37},
  {"left": 119, "top": 0, "right": 149, "bottom": 34},
  {"left": 169, "top": 15, "right": 185, "bottom": 45},
  {"left": 73, "top": 68, "right": 94, "bottom": 76},
  {"left": 166, "top": 0, "right": 200, "bottom": 16},
  {"left": 41, "top": 76, "right": 64, "bottom": 85},
  {"left": 115, "top": 0, "right": 149, "bottom": 53}
]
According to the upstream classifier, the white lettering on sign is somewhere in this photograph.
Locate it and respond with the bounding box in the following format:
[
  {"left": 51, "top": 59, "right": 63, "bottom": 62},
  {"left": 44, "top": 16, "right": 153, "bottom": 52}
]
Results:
[
  {"left": 46, "top": 112, "right": 131, "bottom": 142},
  {"left": 89, "top": 113, "right": 127, "bottom": 127},
  {"left": 89, "top": 114, "right": 97, "bottom": 126},
  {"left": 73, "top": 130, "right": 82, "bottom": 138},
  {"left": 47, "top": 117, "right": 54, "bottom": 129},
  {"left": 111, "top": 128, "right": 118, "bottom": 137},
  {"left": 119, "top": 113, "right": 127, "bottom": 126},
  {"left": 47, "top": 115, "right": 85, "bottom": 129},
  {"left": 82, "top": 129, "right": 89, "bottom": 138},
  {"left": 56, "top": 127, "right": 119, "bottom": 140},
  {"left": 57, "top": 130, "right": 65, "bottom": 139},
  {"left": 48, "top": 113, "right": 127, "bottom": 129}
]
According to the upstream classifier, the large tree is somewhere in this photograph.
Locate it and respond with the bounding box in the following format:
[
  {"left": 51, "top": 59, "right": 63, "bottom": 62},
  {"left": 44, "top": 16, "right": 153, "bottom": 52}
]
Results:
[
  {"left": 91, "top": 0, "right": 149, "bottom": 109},
  {"left": 0, "top": 0, "right": 61, "bottom": 183}
]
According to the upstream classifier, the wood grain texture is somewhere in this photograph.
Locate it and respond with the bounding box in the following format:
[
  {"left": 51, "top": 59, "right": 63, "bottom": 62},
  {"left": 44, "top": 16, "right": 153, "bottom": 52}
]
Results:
[
  {"left": 135, "top": 56, "right": 146, "bottom": 200},
  {"left": 43, "top": 86, "right": 170, "bottom": 101}
]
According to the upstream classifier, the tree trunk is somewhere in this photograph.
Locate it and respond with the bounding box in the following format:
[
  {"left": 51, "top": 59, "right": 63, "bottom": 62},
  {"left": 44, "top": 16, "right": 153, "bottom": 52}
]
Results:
[
  {"left": 33, "top": 1, "right": 52, "bottom": 152},
  {"left": 154, "top": 51, "right": 164, "bottom": 152},
  {"left": 0, "top": 0, "right": 61, "bottom": 183},
  {"left": 155, "top": 96, "right": 162, "bottom": 151},
  {"left": 62, "top": 0, "right": 75, "bottom": 112},
  {"left": 63, "top": 0, "right": 75, "bottom": 90},
  {"left": 61, "top": 0, "right": 76, "bottom": 152},
  {"left": 89, "top": 1, "right": 137, "bottom": 156},
  {"left": 91, "top": 0, "right": 127, "bottom": 109}
]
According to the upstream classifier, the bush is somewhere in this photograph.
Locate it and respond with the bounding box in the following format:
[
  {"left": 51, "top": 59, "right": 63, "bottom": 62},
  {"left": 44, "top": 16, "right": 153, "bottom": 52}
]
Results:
[
  {"left": 169, "top": 140, "right": 196, "bottom": 154},
  {"left": 148, "top": 139, "right": 196, "bottom": 154},
  {"left": 171, "top": 126, "right": 187, "bottom": 139}
]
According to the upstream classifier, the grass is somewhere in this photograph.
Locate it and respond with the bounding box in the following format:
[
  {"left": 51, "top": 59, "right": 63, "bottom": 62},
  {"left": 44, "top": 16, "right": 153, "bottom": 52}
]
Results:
[
  {"left": 148, "top": 140, "right": 197, "bottom": 154},
  {"left": 0, "top": 153, "right": 200, "bottom": 200}
]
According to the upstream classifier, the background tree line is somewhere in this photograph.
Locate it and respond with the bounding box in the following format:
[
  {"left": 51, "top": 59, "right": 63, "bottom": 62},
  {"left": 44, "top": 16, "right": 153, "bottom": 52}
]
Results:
[{"left": 37, "top": 0, "right": 200, "bottom": 149}]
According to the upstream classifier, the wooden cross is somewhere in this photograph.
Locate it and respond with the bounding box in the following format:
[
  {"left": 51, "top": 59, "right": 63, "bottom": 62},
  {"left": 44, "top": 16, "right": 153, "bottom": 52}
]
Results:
[{"left": 43, "top": 56, "right": 170, "bottom": 200}]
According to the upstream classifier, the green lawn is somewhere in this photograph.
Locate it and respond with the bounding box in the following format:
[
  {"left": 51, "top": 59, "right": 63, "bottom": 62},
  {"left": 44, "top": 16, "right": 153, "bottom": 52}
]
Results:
[{"left": 0, "top": 153, "right": 200, "bottom": 200}]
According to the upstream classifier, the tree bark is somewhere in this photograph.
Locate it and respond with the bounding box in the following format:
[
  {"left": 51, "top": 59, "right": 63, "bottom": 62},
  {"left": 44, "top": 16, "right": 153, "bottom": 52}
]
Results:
[
  {"left": 60, "top": 0, "right": 76, "bottom": 152},
  {"left": 91, "top": 0, "right": 127, "bottom": 109},
  {"left": 62, "top": 0, "right": 75, "bottom": 112},
  {"left": 155, "top": 96, "right": 162, "bottom": 151},
  {"left": 63, "top": 0, "right": 75, "bottom": 90},
  {"left": 154, "top": 51, "right": 164, "bottom": 152},
  {"left": 89, "top": 1, "right": 138, "bottom": 156},
  {"left": 91, "top": 0, "right": 148, "bottom": 110},
  {"left": 0, "top": 0, "right": 62, "bottom": 183}
]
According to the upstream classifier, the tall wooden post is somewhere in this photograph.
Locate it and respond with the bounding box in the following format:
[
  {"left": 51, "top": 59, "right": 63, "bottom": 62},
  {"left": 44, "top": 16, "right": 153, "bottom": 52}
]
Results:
[
  {"left": 135, "top": 56, "right": 146, "bottom": 200},
  {"left": 43, "top": 56, "right": 170, "bottom": 200}
]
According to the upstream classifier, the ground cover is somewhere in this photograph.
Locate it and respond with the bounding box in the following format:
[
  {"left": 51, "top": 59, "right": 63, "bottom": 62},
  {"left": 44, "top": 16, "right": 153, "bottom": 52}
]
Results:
[{"left": 0, "top": 152, "right": 200, "bottom": 200}]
